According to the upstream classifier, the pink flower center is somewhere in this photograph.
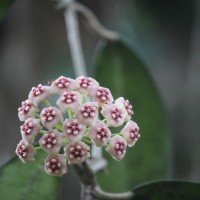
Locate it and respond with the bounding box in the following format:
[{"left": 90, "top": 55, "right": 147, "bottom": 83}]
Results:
[
  {"left": 41, "top": 133, "right": 57, "bottom": 149},
  {"left": 62, "top": 92, "right": 76, "bottom": 104},
  {"left": 96, "top": 128, "right": 108, "bottom": 141},
  {"left": 69, "top": 145, "right": 86, "bottom": 160},
  {"left": 79, "top": 77, "right": 93, "bottom": 88},
  {"left": 124, "top": 100, "right": 133, "bottom": 115},
  {"left": 17, "top": 145, "right": 28, "bottom": 158},
  {"left": 96, "top": 89, "right": 109, "bottom": 102},
  {"left": 18, "top": 101, "right": 32, "bottom": 114},
  {"left": 55, "top": 77, "right": 70, "bottom": 88},
  {"left": 46, "top": 158, "right": 62, "bottom": 174},
  {"left": 21, "top": 122, "right": 33, "bottom": 135},
  {"left": 42, "top": 108, "right": 56, "bottom": 122},
  {"left": 66, "top": 121, "right": 81, "bottom": 135},
  {"left": 111, "top": 108, "right": 122, "bottom": 122},
  {"left": 130, "top": 128, "right": 140, "bottom": 140},
  {"left": 115, "top": 142, "right": 126, "bottom": 155},
  {"left": 32, "top": 84, "right": 44, "bottom": 96},
  {"left": 81, "top": 105, "right": 97, "bottom": 118}
]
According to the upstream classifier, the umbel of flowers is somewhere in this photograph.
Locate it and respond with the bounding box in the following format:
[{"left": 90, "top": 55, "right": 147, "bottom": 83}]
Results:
[{"left": 16, "top": 76, "right": 140, "bottom": 176}]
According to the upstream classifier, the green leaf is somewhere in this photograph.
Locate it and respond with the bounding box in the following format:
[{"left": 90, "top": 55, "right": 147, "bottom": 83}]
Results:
[
  {"left": 0, "top": 0, "right": 15, "bottom": 21},
  {"left": 0, "top": 151, "right": 61, "bottom": 200},
  {"left": 133, "top": 181, "right": 200, "bottom": 199},
  {"left": 93, "top": 40, "right": 170, "bottom": 192}
]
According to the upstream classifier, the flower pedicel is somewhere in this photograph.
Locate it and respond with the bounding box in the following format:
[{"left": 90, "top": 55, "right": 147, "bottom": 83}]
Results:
[{"left": 16, "top": 76, "right": 140, "bottom": 176}]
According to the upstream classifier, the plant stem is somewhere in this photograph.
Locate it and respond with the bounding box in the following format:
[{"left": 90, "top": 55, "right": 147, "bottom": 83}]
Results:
[
  {"left": 43, "top": 100, "right": 51, "bottom": 107},
  {"left": 64, "top": 0, "right": 87, "bottom": 76},
  {"left": 82, "top": 94, "right": 86, "bottom": 104},
  {"left": 102, "top": 119, "right": 107, "bottom": 123},
  {"left": 35, "top": 113, "right": 40, "bottom": 118},
  {"left": 68, "top": 109, "right": 74, "bottom": 119},
  {"left": 35, "top": 146, "right": 42, "bottom": 151},
  {"left": 82, "top": 138, "right": 93, "bottom": 145},
  {"left": 54, "top": 124, "right": 63, "bottom": 131},
  {"left": 39, "top": 130, "right": 46, "bottom": 134}
]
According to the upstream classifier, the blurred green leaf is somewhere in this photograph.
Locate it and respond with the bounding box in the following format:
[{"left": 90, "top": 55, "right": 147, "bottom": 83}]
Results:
[
  {"left": 0, "top": 0, "right": 14, "bottom": 21},
  {"left": 132, "top": 181, "right": 200, "bottom": 199},
  {"left": 0, "top": 151, "right": 61, "bottom": 200},
  {"left": 94, "top": 40, "right": 170, "bottom": 192}
]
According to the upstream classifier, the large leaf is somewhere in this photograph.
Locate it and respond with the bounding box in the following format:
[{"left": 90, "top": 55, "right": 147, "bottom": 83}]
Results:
[
  {"left": 0, "top": 151, "right": 61, "bottom": 200},
  {"left": 0, "top": 0, "right": 14, "bottom": 21},
  {"left": 132, "top": 181, "right": 200, "bottom": 199},
  {"left": 93, "top": 40, "right": 170, "bottom": 192}
]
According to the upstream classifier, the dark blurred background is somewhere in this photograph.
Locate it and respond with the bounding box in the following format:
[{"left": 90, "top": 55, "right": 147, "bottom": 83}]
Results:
[{"left": 0, "top": 0, "right": 200, "bottom": 199}]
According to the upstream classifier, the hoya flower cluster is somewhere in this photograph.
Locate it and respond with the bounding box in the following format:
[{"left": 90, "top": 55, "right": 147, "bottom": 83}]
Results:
[{"left": 16, "top": 76, "right": 140, "bottom": 176}]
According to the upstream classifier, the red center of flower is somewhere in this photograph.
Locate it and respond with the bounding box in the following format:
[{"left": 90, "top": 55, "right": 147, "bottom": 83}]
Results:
[
  {"left": 96, "top": 88, "right": 109, "bottom": 102},
  {"left": 17, "top": 145, "right": 28, "bottom": 158},
  {"left": 111, "top": 108, "right": 122, "bottom": 122},
  {"left": 55, "top": 77, "right": 70, "bottom": 88},
  {"left": 21, "top": 122, "right": 33, "bottom": 135},
  {"left": 69, "top": 145, "right": 86, "bottom": 160},
  {"left": 46, "top": 158, "right": 62, "bottom": 174},
  {"left": 32, "top": 84, "right": 44, "bottom": 96},
  {"left": 79, "top": 77, "right": 93, "bottom": 88},
  {"left": 43, "top": 108, "right": 56, "bottom": 122},
  {"left": 41, "top": 133, "right": 57, "bottom": 149},
  {"left": 62, "top": 92, "right": 76, "bottom": 104},
  {"left": 18, "top": 101, "right": 32, "bottom": 114},
  {"left": 96, "top": 127, "right": 108, "bottom": 141},
  {"left": 130, "top": 128, "right": 140, "bottom": 140},
  {"left": 65, "top": 120, "right": 81, "bottom": 135},
  {"left": 124, "top": 100, "right": 133, "bottom": 116},
  {"left": 81, "top": 105, "right": 97, "bottom": 118},
  {"left": 115, "top": 142, "right": 126, "bottom": 155}
]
